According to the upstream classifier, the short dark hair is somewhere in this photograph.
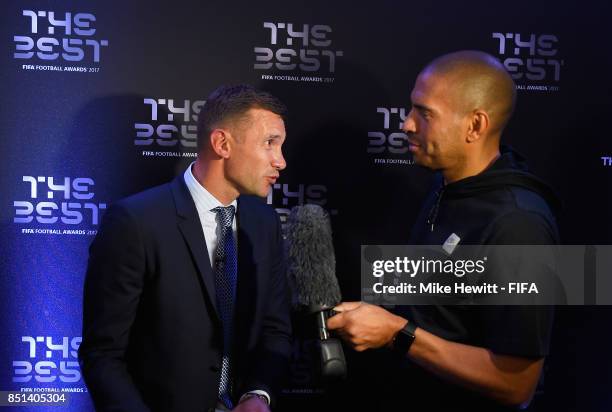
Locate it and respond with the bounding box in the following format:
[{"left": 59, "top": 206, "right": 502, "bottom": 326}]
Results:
[{"left": 197, "top": 84, "right": 287, "bottom": 150}]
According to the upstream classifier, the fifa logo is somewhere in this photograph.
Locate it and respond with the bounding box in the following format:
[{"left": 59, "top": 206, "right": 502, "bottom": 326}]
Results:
[
  {"left": 134, "top": 98, "right": 205, "bottom": 148},
  {"left": 492, "top": 33, "right": 563, "bottom": 83},
  {"left": 13, "top": 336, "right": 82, "bottom": 383},
  {"left": 367, "top": 107, "right": 409, "bottom": 154},
  {"left": 267, "top": 183, "right": 335, "bottom": 224},
  {"left": 13, "top": 176, "right": 106, "bottom": 226},
  {"left": 14, "top": 10, "right": 109, "bottom": 63},
  {"left": 254, "top": 23, "right": 344, "bottom": 73}
]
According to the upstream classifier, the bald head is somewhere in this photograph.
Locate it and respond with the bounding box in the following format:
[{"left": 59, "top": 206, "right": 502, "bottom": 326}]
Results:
[{"left": 420, "top": 50, "right": 516, "bottom": 136}]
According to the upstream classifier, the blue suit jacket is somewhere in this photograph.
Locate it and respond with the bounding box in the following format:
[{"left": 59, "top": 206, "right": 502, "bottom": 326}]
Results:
[{"left": 79, "top": 175, "right": 292, "bottom": 411}]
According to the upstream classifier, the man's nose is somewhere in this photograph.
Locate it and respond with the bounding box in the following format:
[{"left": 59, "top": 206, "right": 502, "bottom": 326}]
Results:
[
  {"left": 402, "top": 110, "right": 417, "bottom": 134},
  {"left": 273, "top": 150, "right": 287, "bottom": 171}
]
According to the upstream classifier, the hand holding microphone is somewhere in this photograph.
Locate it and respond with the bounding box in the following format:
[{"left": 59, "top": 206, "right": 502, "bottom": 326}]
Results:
[{"left": 327, "top": 301, "right": 408, "bottom": 352}]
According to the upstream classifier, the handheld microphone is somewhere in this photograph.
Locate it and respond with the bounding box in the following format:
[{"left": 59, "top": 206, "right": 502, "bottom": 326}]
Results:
[{"left": 285, "top": 204, "right": 346, "bottom": 380}]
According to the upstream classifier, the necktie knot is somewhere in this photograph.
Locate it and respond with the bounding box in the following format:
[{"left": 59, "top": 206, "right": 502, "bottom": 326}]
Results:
[{"left": 212, "top": 205, "right": 235, "bottom": 229}]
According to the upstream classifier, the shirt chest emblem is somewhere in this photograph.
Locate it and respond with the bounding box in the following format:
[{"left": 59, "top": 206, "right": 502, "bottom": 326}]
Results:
[{"left": 442, "top": 233, "right": 461, "bottom": 255}]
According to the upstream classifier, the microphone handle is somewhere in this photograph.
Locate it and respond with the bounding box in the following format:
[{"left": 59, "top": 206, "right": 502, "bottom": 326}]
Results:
[
  {"left": 315, "top": 309, "right": 347, "bottom": 380},
  {"left": 316, "top": 310, "right": 330, "bottom": 340},
  {"left": 320, "top": 338, "right": 347, "bottom": 380},
  {"left": 315, "top": 308, "right": 340, "bottom": 340}
]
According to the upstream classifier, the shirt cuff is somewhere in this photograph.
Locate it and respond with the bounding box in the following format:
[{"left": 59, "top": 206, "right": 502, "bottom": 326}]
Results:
[{"left": 239, "top": 390, "right": 270, "bottom": 405}]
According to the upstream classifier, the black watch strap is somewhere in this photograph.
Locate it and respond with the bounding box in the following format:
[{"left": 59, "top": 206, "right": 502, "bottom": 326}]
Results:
[{"left": 392, "top": 321, "right": 417, "bottom": 356}]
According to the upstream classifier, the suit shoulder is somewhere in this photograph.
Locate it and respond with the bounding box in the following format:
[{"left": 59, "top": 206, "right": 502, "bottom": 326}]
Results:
[
  {"left": 111, "top": 182, "right": 174, "bottom": 218},
  {"left": 238, "top": 195, "right": 278, "bottom": 219}
]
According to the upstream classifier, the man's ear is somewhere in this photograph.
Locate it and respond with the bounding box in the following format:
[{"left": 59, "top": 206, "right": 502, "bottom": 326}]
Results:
[
  {"left": 466, "top": 110, "right": 490, "bottom": 143},
  {"left": 210, "top": 129, "right": 231, "bottom": 158}
]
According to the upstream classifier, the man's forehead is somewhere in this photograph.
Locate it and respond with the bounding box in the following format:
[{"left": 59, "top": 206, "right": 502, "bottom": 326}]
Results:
[
  {"left": 411, "top": 71, "right": 448, "bottom": 103},
  {"left": 235, "top": 108, "right": 284, "bottom": 132},
  {"left": 248, "top": 108, "right": 286, "bottom": 137},
  {"left": 246, "top": 107, "right": 283, "bottom": 122}
]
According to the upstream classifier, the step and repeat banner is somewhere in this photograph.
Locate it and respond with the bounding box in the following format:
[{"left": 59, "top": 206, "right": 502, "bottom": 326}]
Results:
[{"left": 1, "top": 0, "right": 611, "bottom": 411}]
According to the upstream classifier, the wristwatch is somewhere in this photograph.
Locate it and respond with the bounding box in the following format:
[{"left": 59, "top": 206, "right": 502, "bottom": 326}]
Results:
[{"left": 391, "top": 321, "right": 417, "bottom": 356}]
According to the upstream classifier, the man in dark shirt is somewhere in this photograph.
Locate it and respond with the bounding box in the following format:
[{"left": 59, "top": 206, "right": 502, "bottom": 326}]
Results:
[{"left": 328, "top": 51, "right": 558, "bottom": 411}]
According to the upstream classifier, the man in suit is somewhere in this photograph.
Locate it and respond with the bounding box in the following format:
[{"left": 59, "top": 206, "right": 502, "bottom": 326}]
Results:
[{"left": 79, "top": 85, "right": 292, "bottom": 412}]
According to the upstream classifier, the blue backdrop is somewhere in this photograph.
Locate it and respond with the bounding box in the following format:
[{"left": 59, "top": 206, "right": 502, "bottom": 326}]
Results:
[{"left": 1, "top": 0, "right": 611, "bottom": 410}]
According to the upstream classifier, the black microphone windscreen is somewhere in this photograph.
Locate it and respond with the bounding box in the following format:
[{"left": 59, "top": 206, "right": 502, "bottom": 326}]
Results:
[{"left": 285, "top": 204, "right": 341, "bottom": 309}]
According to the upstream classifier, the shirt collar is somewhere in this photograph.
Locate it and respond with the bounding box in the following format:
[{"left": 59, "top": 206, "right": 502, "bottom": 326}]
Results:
[{"left": 183, "top": 161, "right": 238, "bottom": 213}]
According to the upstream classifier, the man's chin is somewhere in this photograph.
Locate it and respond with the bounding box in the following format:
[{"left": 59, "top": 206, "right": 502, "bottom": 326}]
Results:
[
  {"left": 412, "top": 155, "right": 436, "bottom": 170},
  {"left": 411, "top": 154, "right": 425, "bottom": 166},
  {"left": 246, "top": 185, "right": 271, "bottom": 198}
]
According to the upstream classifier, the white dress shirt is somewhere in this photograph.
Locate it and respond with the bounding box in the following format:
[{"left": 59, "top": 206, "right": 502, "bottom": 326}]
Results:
[
  {"left": 183, "top": 162, "right": 271, "bottom": 408},
  {"left": 183, "top": 162, "right": 237, "bottom": 268}
]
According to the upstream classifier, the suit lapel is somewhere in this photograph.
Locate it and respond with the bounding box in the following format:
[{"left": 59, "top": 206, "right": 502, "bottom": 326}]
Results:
[
  {"left": 170, "top": 176, "right": 219, "bottom": 318},
  {"left": 170, "top": 180, "right": 264, "bottom": 335},
  {"left": 235, "top": 197, "right": 259, "bottom": 346}
]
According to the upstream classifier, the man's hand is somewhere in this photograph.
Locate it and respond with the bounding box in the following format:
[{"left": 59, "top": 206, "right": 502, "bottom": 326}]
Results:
[
  {"left": 326, "top": 301, "right": 407, "bottom": 351},
  {"left": 232, "top": 396, "right": 270, "bottom": 412},
  {"left": 328, "top": 303, "right": 545, "bottom": 407}
]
